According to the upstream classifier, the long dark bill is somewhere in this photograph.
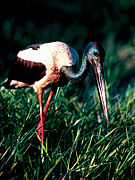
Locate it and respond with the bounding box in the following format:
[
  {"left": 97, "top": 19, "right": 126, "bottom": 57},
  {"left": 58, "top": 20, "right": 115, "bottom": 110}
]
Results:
[{"left": 92, "top": 61, "right": 109, "bottom": 125}]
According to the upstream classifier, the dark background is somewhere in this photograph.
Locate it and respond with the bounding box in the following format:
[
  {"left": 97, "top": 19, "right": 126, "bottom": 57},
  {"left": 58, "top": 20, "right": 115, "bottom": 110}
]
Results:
[{"left": 1, "top": 0, "right": 135, "bottom": 88}]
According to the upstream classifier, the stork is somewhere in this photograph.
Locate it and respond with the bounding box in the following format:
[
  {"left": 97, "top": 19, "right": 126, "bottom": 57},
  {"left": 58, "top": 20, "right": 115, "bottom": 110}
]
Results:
[{"left": 1, "top": 41, "right": 109, "bottom": 144}]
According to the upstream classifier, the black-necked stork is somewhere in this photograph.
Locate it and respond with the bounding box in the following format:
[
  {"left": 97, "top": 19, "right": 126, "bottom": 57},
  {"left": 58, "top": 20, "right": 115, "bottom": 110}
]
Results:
[{"left": 1, "top": 41, "right": 109, "bottom": 144}]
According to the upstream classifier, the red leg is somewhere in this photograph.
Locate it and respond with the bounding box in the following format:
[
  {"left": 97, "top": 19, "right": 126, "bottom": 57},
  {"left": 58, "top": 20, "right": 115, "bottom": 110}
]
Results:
[
  {"left": 43, "top": 88, "right": 55, "bottom": 119},
  {"left": 37, "top": 88, "right": 56, "bottom": 144},
  {"left": 37, "top": 89, "right": 44, "bottom": 144}
]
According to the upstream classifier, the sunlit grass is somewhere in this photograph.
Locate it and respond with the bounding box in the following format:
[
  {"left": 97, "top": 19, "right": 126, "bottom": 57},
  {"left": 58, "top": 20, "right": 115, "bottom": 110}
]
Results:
[{"left": 0, "top": 77, "right": 134, "bottom": 179}]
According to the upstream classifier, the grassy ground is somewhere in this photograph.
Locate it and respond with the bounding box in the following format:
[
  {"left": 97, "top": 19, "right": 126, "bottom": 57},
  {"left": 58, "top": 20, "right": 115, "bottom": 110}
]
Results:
[{"left": 0, "top": 42, "right": 135, "bottom": 179}]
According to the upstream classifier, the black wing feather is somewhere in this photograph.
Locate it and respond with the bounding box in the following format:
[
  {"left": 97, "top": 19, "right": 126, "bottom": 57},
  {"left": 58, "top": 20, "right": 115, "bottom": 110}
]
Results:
[
  {"left": 24, "top": 44, "right": 41, "bottom": 50},
  {"left": 8, "top": 57, "right": 46, "bottom": 85}
]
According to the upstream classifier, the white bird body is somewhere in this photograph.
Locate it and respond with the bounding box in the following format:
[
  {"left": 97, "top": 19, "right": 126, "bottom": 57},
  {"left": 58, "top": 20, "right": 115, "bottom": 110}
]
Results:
[
  {"left": 18, "top": 41, "right": 79, "bottom": 70},
  {"left": 8, "top": 41, "right": 79, "bottom": 92}
]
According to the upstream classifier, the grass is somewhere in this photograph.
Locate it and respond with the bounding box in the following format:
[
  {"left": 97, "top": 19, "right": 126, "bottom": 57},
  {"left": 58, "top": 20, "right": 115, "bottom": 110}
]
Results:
[
  {"left": 0, "top": 42, "right": 135, "bottom": 179},
  {"left": 0, "top": 82, "right": 134, "bottom": 179}
]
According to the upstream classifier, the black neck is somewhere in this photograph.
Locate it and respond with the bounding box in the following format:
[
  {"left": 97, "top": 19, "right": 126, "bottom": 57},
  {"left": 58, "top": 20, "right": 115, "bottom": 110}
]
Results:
[{"left": 61, "top": 56, "right": 89, "bottom": 83}]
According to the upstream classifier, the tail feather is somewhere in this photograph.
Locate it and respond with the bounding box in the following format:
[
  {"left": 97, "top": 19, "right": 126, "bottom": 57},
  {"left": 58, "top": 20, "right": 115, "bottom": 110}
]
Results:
[{"left": 1, "top": 79, "right": 28, "bottom": 89}]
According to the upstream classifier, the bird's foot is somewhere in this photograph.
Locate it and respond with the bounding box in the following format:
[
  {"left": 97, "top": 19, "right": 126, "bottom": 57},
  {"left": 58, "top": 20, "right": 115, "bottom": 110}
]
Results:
[{"left": 37, "top": 123, "right": 44, "bottom": 144}]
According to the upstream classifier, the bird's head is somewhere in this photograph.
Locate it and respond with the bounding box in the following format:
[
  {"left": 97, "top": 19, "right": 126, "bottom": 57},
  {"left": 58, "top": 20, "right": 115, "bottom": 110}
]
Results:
[
  {"left": 84, "top": 42, "right": 109, "bottom": 124},
  {"left": 83, "top": 42, "right": 105, "bottom": 64}
]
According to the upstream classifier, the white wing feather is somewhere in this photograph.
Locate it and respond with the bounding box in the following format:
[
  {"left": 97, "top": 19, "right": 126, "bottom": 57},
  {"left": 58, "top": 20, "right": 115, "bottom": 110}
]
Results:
[{"left": 17, "top": 42, "right": 79, "bottom": 70}]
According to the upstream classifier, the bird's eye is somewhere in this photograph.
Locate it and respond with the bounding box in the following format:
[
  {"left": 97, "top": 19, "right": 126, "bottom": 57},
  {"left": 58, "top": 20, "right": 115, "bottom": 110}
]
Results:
[{"left": 93, "top": 51, "right": 99, "bottom": 57}]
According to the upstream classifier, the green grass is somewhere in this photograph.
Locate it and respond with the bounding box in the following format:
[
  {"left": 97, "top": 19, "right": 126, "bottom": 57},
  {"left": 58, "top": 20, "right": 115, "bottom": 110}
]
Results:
[
  {"left": 0, "top": 81, "right": 134, "bottom": 179},
  {"left": 0, "top": 40, "right": 135, "bottom": 179}
]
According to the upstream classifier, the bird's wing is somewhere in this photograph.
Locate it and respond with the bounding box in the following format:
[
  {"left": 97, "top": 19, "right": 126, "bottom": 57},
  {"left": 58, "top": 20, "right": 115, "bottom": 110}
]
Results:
[
  {"left": 7, "top": 57, "right": 46, "bottom": 85},
  {"left": 17, "top": 42, "right": 79, "bottom": 70},
  {"left": 17, "top": 43, "right": 51, "bottom": 64}
]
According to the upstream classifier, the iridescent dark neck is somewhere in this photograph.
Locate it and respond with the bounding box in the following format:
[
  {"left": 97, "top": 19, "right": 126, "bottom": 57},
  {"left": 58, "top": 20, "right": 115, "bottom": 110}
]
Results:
[{"left": 61, "top": 55, "right": 90, "bottom": 83}]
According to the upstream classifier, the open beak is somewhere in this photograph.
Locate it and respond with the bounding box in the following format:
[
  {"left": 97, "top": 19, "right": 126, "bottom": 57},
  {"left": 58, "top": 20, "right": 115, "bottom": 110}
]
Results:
[{"left": 92, "top": 61, "right": 109, "bottom": 124}]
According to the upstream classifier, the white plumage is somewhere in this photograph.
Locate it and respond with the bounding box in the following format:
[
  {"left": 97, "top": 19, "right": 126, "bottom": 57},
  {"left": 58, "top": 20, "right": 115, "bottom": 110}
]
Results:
[{"left": 17, "top": 41, "right": 79, "bottom": 70}]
